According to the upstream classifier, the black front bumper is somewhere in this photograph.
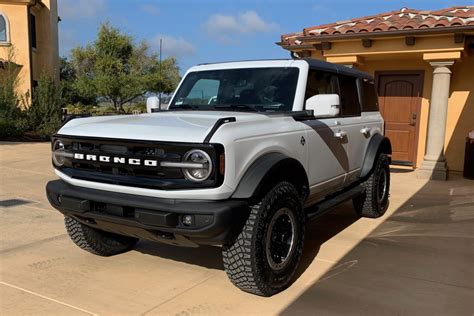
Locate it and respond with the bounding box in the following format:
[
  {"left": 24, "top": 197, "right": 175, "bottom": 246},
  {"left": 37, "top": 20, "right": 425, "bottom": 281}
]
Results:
[{"left": 46, "top": 180, "right": 249, "bottom": 247}]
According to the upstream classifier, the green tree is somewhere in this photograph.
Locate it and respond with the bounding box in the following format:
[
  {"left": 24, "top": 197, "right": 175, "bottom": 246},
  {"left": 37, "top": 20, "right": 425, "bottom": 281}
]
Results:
[
  {"left": 28, "top": 74, "right": 64, "bottom": 137},
  {"left": 71, "top": 23, "right": 181, "bottom": 113},
  {"left": 60, "top": 57, "right": 97, "bottom": 106}
]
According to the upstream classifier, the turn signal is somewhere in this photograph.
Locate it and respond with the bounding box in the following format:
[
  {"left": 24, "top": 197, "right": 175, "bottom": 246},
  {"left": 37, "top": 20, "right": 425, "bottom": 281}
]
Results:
[{"left": 219, "top": 153, "right": 225, "bottom": 176}]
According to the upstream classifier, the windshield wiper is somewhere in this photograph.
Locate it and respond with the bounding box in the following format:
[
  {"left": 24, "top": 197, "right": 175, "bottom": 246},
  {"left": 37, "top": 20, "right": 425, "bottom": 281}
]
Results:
[{"left": 214, "top": 104, "right": 259, "bottom": 112}]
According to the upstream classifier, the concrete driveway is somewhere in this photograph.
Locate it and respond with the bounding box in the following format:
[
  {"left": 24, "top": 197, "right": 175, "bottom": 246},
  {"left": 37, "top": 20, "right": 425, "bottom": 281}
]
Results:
[{"left": 1, "top": 142, "right": 473, "bottom": 315}]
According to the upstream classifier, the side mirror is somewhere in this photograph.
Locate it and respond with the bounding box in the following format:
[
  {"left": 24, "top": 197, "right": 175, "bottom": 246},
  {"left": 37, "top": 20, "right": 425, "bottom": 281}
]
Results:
[
  {"left": 305, "top": 94, "right": 340, "bottom": 117},
  {"left": 146, "top": 96, "right": 160, "bottom": 113}
]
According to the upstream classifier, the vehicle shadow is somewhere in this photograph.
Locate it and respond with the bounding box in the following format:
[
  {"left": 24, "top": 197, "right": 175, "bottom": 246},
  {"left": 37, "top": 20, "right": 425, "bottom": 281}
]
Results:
[
  {"left": 133, "top": 201, "right": 360, "bottom": 278},
  {"left": 389, "top": 167, "right": 414, "bottom": 173},
  {"left": 295, "top": 201, "right": 360, "bottom": 279},
  {"left": 280, "top": 176, "right": 474, "bottom": 315}
]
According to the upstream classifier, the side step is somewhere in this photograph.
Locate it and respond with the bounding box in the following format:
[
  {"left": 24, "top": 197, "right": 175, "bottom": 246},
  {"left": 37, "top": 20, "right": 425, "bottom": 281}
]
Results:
[{"left": 306, "top": 185, "right": 364, "bottom": 221}]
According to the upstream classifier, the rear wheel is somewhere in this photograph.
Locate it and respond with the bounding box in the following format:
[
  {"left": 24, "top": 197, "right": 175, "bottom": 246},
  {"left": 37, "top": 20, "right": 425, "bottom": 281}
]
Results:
[
  {"left": 353, "top": 153, "right": 390, "bottom": 218},
  {"left": 222, "top": 182, "right": 305, "bottom": 296},
  {"left": 65, "top": 216, "right": 138, "bottom": 256}
]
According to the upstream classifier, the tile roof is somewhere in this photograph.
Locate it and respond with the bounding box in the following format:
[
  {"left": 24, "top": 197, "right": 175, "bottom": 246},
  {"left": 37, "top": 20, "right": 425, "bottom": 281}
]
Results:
[{"left": 281, "top": 6, "right": 474, "bottom": 46}]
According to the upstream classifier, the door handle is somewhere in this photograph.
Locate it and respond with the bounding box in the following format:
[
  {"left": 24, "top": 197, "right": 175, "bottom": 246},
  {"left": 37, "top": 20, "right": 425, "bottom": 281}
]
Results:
[
  {"left": 360, "top": 127, "right": 371, "bottom": 136},
  {"left": 334, "top": 130, "right": 347, "bottom": 139},
  {"left": 410, "top": 112, "right": 417, "bottom": 126}
]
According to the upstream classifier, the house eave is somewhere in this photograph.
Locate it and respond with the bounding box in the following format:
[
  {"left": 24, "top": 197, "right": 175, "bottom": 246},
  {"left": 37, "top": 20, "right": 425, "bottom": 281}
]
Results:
[{"left": 278, "top": 25, "right": 474, "bottom": 50}]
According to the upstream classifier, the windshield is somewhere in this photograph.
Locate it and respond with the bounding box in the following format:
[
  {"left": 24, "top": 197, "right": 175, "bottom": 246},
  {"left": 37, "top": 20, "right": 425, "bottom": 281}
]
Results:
[{"left": 169, "top": 67, "right": 300, "bottom": 112}]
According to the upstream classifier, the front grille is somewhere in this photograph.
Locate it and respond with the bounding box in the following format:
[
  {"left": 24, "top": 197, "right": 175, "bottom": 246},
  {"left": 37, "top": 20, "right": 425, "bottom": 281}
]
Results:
[{"left": 53, "top": 135, "right": 222, "bottom": 190}]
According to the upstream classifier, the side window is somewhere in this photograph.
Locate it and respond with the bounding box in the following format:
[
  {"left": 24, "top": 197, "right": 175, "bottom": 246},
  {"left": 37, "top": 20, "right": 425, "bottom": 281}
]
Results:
[
  {"left": 304, "top": 69, "right": 338, "bottom": 101},
  {"left": 0, "top": 14, "right": 8, "bottom": 43},
  {"left": 338, "top": 75, "right": 361, "bottom": 116},
  {"left": 361, "top": 79, "right": 379, "bottom": 112}
]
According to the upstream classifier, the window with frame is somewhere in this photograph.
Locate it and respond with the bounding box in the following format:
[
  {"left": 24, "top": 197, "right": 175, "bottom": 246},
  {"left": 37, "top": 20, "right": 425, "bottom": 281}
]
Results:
[
  {"left": 360, "top": 78, "right": 379, "bottom": 112},
  {"left": 0, "top": 14, "right": 7, "bottom": 42},
  {"left": 338, "top": 75, "right": 361, "bottom": 116},
  {"left": 30, "top": 13, "right": 37, "bottom": 49},
  {"left": 304, "top": 69, "right": 338, "bottom": 101}
]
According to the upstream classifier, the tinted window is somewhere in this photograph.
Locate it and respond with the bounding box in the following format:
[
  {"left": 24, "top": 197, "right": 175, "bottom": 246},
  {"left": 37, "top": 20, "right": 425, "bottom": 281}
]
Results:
[
  {"left": 170, "top": 67, "right": 300, "bottom": 112},
  {"left": 304, "top": 70, "right": 338, "bottom": 101},
  {"left": 361, "top": 79, "right": 379, "bottom": 112},
  {"left": 0, "top": 15, "right": 6, "bottom": 42},
  {"left": 338, "top": 75, "right": 361, "bottom": 116},
  {"left": 30, "top": 13, "right": 36, "bottom": 49}
]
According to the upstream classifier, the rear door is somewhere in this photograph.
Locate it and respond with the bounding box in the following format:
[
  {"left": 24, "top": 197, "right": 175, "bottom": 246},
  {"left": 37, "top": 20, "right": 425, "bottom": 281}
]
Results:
[{"left": 335, "top": 75, "right": 371, "bottom": 184}]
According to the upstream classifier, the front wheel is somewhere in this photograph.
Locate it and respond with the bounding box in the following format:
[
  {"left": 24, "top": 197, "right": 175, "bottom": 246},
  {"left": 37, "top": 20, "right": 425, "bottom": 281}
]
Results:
[
  {"left": 222, "top": 182, "right": 305, "bottom": 296},
  {"left": 353, "top": 153, "right": 390, "bottom": 218},
  {"left": 65, "top": 216, "right": 138, "bottom": 256}
]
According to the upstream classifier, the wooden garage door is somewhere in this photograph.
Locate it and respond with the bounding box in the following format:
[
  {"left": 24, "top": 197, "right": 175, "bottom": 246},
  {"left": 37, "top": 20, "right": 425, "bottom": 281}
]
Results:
[{"left": 376, "top": 72, "right": 423, "bottom": 166}]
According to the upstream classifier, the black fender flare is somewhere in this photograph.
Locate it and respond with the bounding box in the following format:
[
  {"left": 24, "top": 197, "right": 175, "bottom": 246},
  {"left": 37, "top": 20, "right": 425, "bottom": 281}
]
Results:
[
  {"left": 360, "top": 134, "right": 392, "bottom": 178},
  {"left": 231, "top": 153, "right": 309, "bottom": 200}
]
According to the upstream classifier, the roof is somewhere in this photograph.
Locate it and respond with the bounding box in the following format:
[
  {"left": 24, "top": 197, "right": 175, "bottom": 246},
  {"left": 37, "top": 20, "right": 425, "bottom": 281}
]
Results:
[
  {"left": 191, "top": 58, "right": 372, "bottom": 80},
  {"left": 303, "top": 58, "right": 373, "bottom": 79},
  {"left": 281, "top": 6, "right": 474, "bottom": 46}
]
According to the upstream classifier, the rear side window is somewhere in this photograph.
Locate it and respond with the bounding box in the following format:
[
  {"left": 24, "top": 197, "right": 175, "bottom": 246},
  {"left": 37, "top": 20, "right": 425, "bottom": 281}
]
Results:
[
  {"left": 361, "top": 79, "right": 379, "bottom": 112},
  {"left": 338, "top": 75, "right": 361, "bottom": 116}
]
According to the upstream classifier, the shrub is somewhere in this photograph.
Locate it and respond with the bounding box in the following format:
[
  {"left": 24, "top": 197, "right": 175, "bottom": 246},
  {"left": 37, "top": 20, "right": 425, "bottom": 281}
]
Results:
[
  {"left": 28, "top": 74, "right": 65, "bottom": 137},
  {"left": 0, "top": 49, "right": 28, "bottom": 138}
]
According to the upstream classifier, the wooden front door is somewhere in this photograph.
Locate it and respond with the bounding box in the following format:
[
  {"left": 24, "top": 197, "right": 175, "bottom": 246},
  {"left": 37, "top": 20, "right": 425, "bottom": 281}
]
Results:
[{"left": 376, "top": 71, "right": 423, "bottom": 166}]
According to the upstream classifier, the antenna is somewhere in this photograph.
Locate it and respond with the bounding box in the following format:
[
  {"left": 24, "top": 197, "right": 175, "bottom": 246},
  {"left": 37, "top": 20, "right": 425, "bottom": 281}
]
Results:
[{"left": 159, "top": 38, "right": 162, "bottom": 110}]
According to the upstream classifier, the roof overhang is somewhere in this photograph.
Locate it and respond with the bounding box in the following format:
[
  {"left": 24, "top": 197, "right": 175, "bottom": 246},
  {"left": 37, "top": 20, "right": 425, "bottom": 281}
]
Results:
[{"left": 278, "top": 25, "right": 474, "bottom": 50}]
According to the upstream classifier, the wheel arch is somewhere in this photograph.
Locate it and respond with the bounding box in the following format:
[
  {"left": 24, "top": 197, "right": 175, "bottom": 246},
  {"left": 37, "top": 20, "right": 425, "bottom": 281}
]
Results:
[
  {"left": 231, "top": 152, "right": 309, "bottom": 202},
  {"left": 360, "top": 134, "right": 392, "bottom": 179}
]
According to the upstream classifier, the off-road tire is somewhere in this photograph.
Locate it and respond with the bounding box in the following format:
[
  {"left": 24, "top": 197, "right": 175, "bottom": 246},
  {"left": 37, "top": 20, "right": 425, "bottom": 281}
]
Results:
[
  {"left": 65, "top": 216, "right": 138, "bottom": 256},
  {"left": 353, "top": 153, "right": 390, "bottom": 218},
  {"left": 222, "top": 182, "right": 305, "bottom": 296}
]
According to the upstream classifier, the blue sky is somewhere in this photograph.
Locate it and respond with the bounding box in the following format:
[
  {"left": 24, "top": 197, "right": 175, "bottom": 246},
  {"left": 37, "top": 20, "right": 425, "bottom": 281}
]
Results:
[{"left": 58, "top": 0, "right": 471, "bottom": 73}]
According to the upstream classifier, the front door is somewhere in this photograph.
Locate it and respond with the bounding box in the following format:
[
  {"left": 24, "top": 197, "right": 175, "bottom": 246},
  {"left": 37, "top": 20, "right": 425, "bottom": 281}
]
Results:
[{"left": 376, "top": 71, "right": 423, "bottom": 166}]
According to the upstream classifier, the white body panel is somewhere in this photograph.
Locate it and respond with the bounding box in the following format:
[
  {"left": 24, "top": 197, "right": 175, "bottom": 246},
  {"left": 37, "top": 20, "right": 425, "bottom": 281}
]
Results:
[{"left": 54, "top": 59, "right": 384, "bottom": 202}]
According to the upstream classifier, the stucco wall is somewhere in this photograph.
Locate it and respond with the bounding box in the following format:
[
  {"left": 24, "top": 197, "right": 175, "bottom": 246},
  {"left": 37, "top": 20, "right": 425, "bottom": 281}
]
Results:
[
  {"left": 31, "top": 0, "right": 59, "bottom": 82},
  {"left": 0, "top": 4, "right": 31, "bottom": 102},
  {"left": 445, "top": 55, "right": 474, "bottom": 172},
  {"left": 0, "top": 0, "right": 59, "bottom": 104}
]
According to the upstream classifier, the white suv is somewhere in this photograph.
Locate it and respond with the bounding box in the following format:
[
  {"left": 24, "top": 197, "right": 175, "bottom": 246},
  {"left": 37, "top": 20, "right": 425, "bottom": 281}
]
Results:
[{"left": 46, "top": 59, "right": 392, "bottom": 296}]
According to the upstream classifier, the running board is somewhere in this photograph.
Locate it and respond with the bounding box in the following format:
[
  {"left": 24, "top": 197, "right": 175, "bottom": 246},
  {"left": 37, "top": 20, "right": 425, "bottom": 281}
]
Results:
[{"left": 306, "top": 185, "right": 364, "bottom": 221}]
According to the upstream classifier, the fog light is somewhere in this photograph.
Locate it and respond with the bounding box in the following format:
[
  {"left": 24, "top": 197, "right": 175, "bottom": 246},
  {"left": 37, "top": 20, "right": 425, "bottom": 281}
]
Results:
[{"left": 182, "top": 215, "right": 193, "bottom": 226}]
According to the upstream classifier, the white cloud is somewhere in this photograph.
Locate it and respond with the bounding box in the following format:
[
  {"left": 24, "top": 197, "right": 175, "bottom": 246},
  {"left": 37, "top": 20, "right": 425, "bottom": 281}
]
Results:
[
  {"left": 151, "top": 35, "right": 196, "bottom": 57},
  {"left": 203, "top": 11, "right": 278, "bottom": 43},
  {"left": 59, "top": 0, "right": 106, "bottom": 19},
  {"left": 140, "top": 3, "right": 160, "bottom": 16}
]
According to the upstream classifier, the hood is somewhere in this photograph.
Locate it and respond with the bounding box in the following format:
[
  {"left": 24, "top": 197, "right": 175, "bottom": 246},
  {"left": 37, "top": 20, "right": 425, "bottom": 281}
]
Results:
[{"left": 58, "top": 111, "right": 266, "bottom": 143}]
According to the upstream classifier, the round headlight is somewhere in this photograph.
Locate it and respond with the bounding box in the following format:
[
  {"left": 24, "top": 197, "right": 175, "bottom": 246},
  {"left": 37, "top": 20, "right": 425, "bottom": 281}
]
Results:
[
  {"left": 182, "top": 149, "right": 212, "bottom": 182},
  {"left": 52, "top": 140, "right": 66, "bottom": 167}
]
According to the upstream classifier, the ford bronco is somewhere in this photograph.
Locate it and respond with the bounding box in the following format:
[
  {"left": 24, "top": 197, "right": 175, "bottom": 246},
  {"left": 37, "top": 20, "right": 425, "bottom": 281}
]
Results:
[{"left": 46, "top": 59, "right": 391, "bottom": 296}]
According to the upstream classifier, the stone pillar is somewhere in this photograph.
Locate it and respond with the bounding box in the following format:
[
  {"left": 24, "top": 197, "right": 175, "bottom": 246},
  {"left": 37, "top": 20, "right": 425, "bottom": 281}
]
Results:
[{"left": 418, "top": 61, "right": 454, "bottom": 180}]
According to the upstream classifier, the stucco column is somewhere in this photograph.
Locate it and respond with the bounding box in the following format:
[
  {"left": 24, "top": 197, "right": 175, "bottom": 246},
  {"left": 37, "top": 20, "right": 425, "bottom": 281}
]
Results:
[{"left": 418, "top": 61, "right": 454, "bottom": 180}]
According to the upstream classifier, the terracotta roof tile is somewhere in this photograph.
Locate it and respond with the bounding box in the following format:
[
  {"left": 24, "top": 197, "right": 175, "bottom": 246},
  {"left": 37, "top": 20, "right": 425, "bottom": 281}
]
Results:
[{"left": 281, "top": 6, "right": 474, "bottom": 45}]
